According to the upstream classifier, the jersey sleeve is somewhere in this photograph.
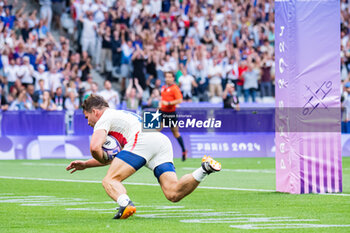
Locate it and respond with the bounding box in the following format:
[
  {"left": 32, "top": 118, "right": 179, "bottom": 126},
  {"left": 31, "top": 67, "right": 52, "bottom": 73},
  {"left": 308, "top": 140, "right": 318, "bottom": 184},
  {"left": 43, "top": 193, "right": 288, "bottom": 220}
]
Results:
[
  {"left": 94, "top": 116, "right": 111, "bottom": 134},
  {"left": 173, "top": 85, "right": 183, "bottom": 100}
]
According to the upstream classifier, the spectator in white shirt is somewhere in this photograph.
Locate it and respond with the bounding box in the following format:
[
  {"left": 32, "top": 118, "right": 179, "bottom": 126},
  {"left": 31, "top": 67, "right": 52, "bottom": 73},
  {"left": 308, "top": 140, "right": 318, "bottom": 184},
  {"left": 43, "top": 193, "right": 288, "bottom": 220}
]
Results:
[
  {"left": 80, "top": 11, "right": 97, "bottom": 58},
  {"left": 99, "top": 80, "right": 120, "bottom": 109},
  {"left": 4, "top": 58, "right": 17, "bottom": 89},
  {"left": 64, "top": 90, "right": 79, "bottom": 112},
  {"left": 47, "top": 66, "right": 63, "bottom": 94},
  {"left": 126, "top": 78, "right": 143, "bottom": 110},
  {"left": 21, "top": 57, "right": 34, "bottom": 86},
  {"left": 207, "top": 58, "right": 223, "bottom": 99},
  {"left": 225, "top": 57, "right": 239, "bottom": 86},
  {"left": 178, "top": 66, "right": 197, "bottom": 102},
  {"left": 34, "top": 64, "right": 49, "bottom": 91}
]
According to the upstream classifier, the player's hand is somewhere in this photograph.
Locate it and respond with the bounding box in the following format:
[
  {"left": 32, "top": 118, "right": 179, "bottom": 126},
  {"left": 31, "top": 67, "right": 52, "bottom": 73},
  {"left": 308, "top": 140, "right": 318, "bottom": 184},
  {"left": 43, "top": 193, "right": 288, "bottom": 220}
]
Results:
[{"left": 66, "top": 160, "right": 86, "bottom": 174}]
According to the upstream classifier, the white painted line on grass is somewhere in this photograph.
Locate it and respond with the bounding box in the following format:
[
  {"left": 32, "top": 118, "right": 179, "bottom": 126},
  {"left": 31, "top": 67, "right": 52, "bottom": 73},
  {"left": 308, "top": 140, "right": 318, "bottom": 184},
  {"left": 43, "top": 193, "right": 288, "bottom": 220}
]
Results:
[
  {"left": 0, "top": 176, "right": 349, "bottom": 196},
  {"left": 136, "top": 212, "right": 262, "bottom": 218},
  {"left": 66, "top": 208, "right": 115, "bottom": 211},
  {"left": 183, "top": 167, "right": 275, "bottom": 174},
  {"left": 21, "top": 162, "right": 68, "bottom": 166},
  {"left": 181, "top": 217, "right": 319, "bottom": 224},
  {"left": 0, "top": 176, "right": 273, "bottom": 192},
  {"left": 230, "top": 223, "right": 350, "bottom": 229}
]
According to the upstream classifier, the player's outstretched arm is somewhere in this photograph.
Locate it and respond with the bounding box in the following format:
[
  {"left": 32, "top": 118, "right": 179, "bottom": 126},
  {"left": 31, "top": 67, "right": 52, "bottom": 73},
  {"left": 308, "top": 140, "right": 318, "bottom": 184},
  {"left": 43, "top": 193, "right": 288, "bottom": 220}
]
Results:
[{"left": 66, "top": 159, "right": 109, "bottom": 174}]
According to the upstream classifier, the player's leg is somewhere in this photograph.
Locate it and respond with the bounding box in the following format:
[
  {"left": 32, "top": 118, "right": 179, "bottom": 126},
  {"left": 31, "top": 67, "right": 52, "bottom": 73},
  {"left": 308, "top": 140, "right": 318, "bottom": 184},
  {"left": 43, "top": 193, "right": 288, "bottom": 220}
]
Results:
[
  {"left": 157, "top": 165, "right": 199, "bottom": 202},
  {"left": 102, "top": 150, "right": 146, "bottom": 219},
  {"left": 156, "top": 156, "right": 221, "bottom": 202},
  {"left": 102, "top": 158, "right": 136, "bottom": 202},
  {"left": 170, "top": 122, "right": 187, "bottom": 161},
  {"left": 149, "top": 134, "right": 220, "bottom": 202}
]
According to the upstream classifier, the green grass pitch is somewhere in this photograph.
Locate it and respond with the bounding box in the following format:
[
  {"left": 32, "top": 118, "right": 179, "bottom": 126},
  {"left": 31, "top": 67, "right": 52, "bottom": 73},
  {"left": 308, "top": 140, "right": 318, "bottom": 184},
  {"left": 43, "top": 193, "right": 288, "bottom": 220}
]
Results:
[{"left": 0, "top": 157, "right": 349, "bottom": 233}]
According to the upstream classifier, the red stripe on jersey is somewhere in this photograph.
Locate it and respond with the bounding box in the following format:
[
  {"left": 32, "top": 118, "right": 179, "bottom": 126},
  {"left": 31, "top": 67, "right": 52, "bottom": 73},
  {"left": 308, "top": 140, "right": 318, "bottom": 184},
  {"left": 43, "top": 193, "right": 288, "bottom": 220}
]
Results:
[
  {"left": 108, "top": 131, "right": 128, "bottom": 147},
  {"left": 130, "top": 131, "right": 140, "bottom": 152}
]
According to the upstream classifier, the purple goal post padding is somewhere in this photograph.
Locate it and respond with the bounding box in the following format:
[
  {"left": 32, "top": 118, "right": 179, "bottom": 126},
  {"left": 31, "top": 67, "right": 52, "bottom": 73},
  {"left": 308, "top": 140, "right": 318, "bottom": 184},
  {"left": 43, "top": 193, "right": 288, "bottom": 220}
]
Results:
[{"left": 275, "top": 0, "right": 341, "bottom": 194}]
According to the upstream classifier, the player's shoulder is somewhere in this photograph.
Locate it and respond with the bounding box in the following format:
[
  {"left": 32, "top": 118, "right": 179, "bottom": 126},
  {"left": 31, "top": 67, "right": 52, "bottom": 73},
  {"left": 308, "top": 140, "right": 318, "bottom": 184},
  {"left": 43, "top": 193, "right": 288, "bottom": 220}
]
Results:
[{"left": 170, "top": 84, "right": 180, "bottom": 90}]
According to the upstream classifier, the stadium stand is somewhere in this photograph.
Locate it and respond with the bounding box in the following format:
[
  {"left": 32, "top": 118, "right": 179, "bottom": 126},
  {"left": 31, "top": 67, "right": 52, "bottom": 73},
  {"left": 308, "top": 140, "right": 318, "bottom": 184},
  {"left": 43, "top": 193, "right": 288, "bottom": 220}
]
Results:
[{"left": 1, "top": 0, "right": 350, "bottom": 131}]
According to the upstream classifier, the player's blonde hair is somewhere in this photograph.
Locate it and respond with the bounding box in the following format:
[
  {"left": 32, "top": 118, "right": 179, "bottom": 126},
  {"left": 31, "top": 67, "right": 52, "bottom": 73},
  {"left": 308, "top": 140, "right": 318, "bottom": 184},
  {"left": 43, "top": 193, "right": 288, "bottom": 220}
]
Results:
[{"left": 82, "top": 94, "right": 109, "bottom": 112}]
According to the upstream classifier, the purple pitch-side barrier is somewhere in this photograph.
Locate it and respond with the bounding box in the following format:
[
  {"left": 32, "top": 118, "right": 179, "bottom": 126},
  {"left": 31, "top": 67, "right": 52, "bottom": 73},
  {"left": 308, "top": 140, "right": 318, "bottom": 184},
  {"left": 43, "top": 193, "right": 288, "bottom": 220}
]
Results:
[
  {"left": 1, "top": 111, "right": 66, "bottom": 135},
  {"left": 2, "top": 133, "right": 350, "bottom": 160},
  {"left": 275, "top": 0, "right": 341, "bottom": 194}
]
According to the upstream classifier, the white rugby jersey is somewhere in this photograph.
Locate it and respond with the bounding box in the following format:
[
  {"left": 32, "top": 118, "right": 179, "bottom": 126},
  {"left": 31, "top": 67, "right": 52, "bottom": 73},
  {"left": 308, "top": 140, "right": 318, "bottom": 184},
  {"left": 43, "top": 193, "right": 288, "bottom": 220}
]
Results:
[{"left": 94, "top": 108, "right": 142, "bottom": 147}]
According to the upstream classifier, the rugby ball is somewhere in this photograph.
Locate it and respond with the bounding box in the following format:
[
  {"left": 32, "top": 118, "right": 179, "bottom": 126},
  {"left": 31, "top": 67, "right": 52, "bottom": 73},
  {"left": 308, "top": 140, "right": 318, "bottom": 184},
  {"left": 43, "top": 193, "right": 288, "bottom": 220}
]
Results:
[{"left": 102, "top": 135, "right": 122, "bottom": 161}]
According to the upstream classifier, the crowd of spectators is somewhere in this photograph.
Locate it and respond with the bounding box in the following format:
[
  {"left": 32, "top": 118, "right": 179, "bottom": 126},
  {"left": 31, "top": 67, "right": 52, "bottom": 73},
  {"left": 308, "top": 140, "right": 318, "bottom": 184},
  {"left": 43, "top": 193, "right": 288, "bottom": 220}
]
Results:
[
  {"left": 0, "top": 0, "right": 277, "bottom": 113},
  {"left": 340, "top": 1, "right": 350, "bottom": 127},
  {"left": 2, "top": 0, "right": 349, "bottom": 113}
]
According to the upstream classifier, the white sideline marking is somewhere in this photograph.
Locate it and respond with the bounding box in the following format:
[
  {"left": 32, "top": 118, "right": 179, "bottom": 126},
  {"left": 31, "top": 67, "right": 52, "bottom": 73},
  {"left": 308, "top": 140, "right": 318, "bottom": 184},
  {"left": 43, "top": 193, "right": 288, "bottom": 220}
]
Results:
[
  {"left": 21, "top": 162, "right": 68, "bottom": 166},
  {"left": 0, "top": 176, "right": 274, "bottom": 192},
  {"left": 66, "top": 208, "right": 115, "bottom": 211},
  {"left": 183, "top": 167, "right": 275, "bottom": 174},
  {"left": 230, "top": 224, "right": 350, "bottom": 229},
  {"left": 21, "top": 202, "right": 115, "bottom": 206},
  {"left": 136, "top": 209, "right": 214, "bottom": 213},
  {"left": 181, "top": 217, "right": 319, "bottom": 224},
  {"left": 0, "top": 194, "right": 115, "bottom": 206},
  {"left": 1, "top": 176, "right": 349, "bottom": 195},
  {"left": 136, "top": 212, "right": 262, "bottom": 218}
]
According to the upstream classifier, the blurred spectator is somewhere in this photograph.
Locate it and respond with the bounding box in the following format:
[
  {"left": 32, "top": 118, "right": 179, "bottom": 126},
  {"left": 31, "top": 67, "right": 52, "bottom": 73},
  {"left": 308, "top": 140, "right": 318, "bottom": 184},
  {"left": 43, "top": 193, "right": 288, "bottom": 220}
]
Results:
[
  {"left": 52, "top": 0, "right": 65, "bottom": 31},
  {"left": 99, "top": 80, "right": 120, "bottom": 109},
  {"left": 33, "top": 79, "right": 47, "bottom": 108},
  {"left": 53, "top": 86, "right": 65, "bottom": 111},
  {"left": 343, "top": 82, "right": 350, "bottom": 123},
  {"left": 243, "top": 61, "right": 260, "bottom": 103},
  {"left": 64, "top": 90, "right": 79, "bottom": 111},
  {"left": 33, "top": 64, "right": 49, "bottom": 91},
  {"left": 120, "top": 40, "right": 134, "bottom": 79},
  {"left": 131, "top": 44, "right": 147, "bottom": 89},
  {"left": 146, "top": 88, "right": 161, "bottom": 108},
  {"left": 125, "top": 78, "right": 143, "bottom": 110},
  {"left": 79, "top": 51, "right": 93, "bottom": 82},
  {"left": 100, "top": 23, "right": 113, "bottom": 75},
  {"left": 65, "top": 80, "right": 78, "bottom": 98},
  {"left": 223, "top": 83, "right": 239, "bottom": 110},
  {"left": 178, "top": 67, "right": 197, "bottom": 102},
  {"left": 208, "top": 58, "right": 223, "bottom": 101},
  {"left": 111, "top": 30, "right": 122, "bottom": 71},
  {"left": 83, "top": 81, "right": 99, "bottom": 100},
  {"left": 9, "top": 89, "right": 34, "bottom": 110},
  {"left": 38, "top": 90, "right": 57, "bottom": 110},
  {"left": 79, "top": 11, "right": 97, "bottom": 58},
  {"left": 0, "top": 85, "right": 9, "bottom": 111},
  {"left": 20, "top": 56, "right": 34, "bottom": 86},
  {"left": 26, "top": 84, "right": 35, "bottom": 104},
  {"left": 4, "top": 58, "right": 16, "bottom": 90},
  {"left": 260, "top": 52, "right": 273, "bottom": 97},
  {"left": 39, "top": 0, "right": 52, "bottom": 31},
  {"left": 47, "top": 66, "right": 63, "bottom": 94}
]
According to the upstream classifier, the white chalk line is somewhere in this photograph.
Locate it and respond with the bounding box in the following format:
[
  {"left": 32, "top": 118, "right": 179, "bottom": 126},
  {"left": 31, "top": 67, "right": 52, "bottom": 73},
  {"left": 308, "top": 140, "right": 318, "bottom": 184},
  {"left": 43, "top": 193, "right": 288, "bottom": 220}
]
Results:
[
  {"left": 0, "top": 176, "right": 349, "bottom": 196},
  {"left": 181, "top": 217, "right": 319, "bottom": 224},
  {"left": 230, "top": 223, "right": 350, "bottom": 230},
  {"left": 1, "top": 192, "right": 349, "bottom": 230},
  {"left": 0, "top": 194, "right": 115, "bottom": 206},
  {"left": 0, "top": 176, "right": 274, "bottom": 192},
  {"left": 21, "top": 162, "right": 68, "bottom": 166},
  {"left": 183, "top": 167, "right": 275, "bottom": 174}
]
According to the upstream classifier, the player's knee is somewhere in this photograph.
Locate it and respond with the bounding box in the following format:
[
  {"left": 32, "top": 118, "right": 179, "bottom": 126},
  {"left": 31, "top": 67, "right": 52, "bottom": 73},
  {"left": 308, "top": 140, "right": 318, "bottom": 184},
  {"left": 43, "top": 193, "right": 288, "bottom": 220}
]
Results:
[
  {"left": 102, "top": 177, "right": 112, "bottom": 189},
  {"left": 102, "top": 175, "right": 122, "bottom": 189},
  {"left": 165, "top": 192, "right": 181, "bottom": 203}
]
